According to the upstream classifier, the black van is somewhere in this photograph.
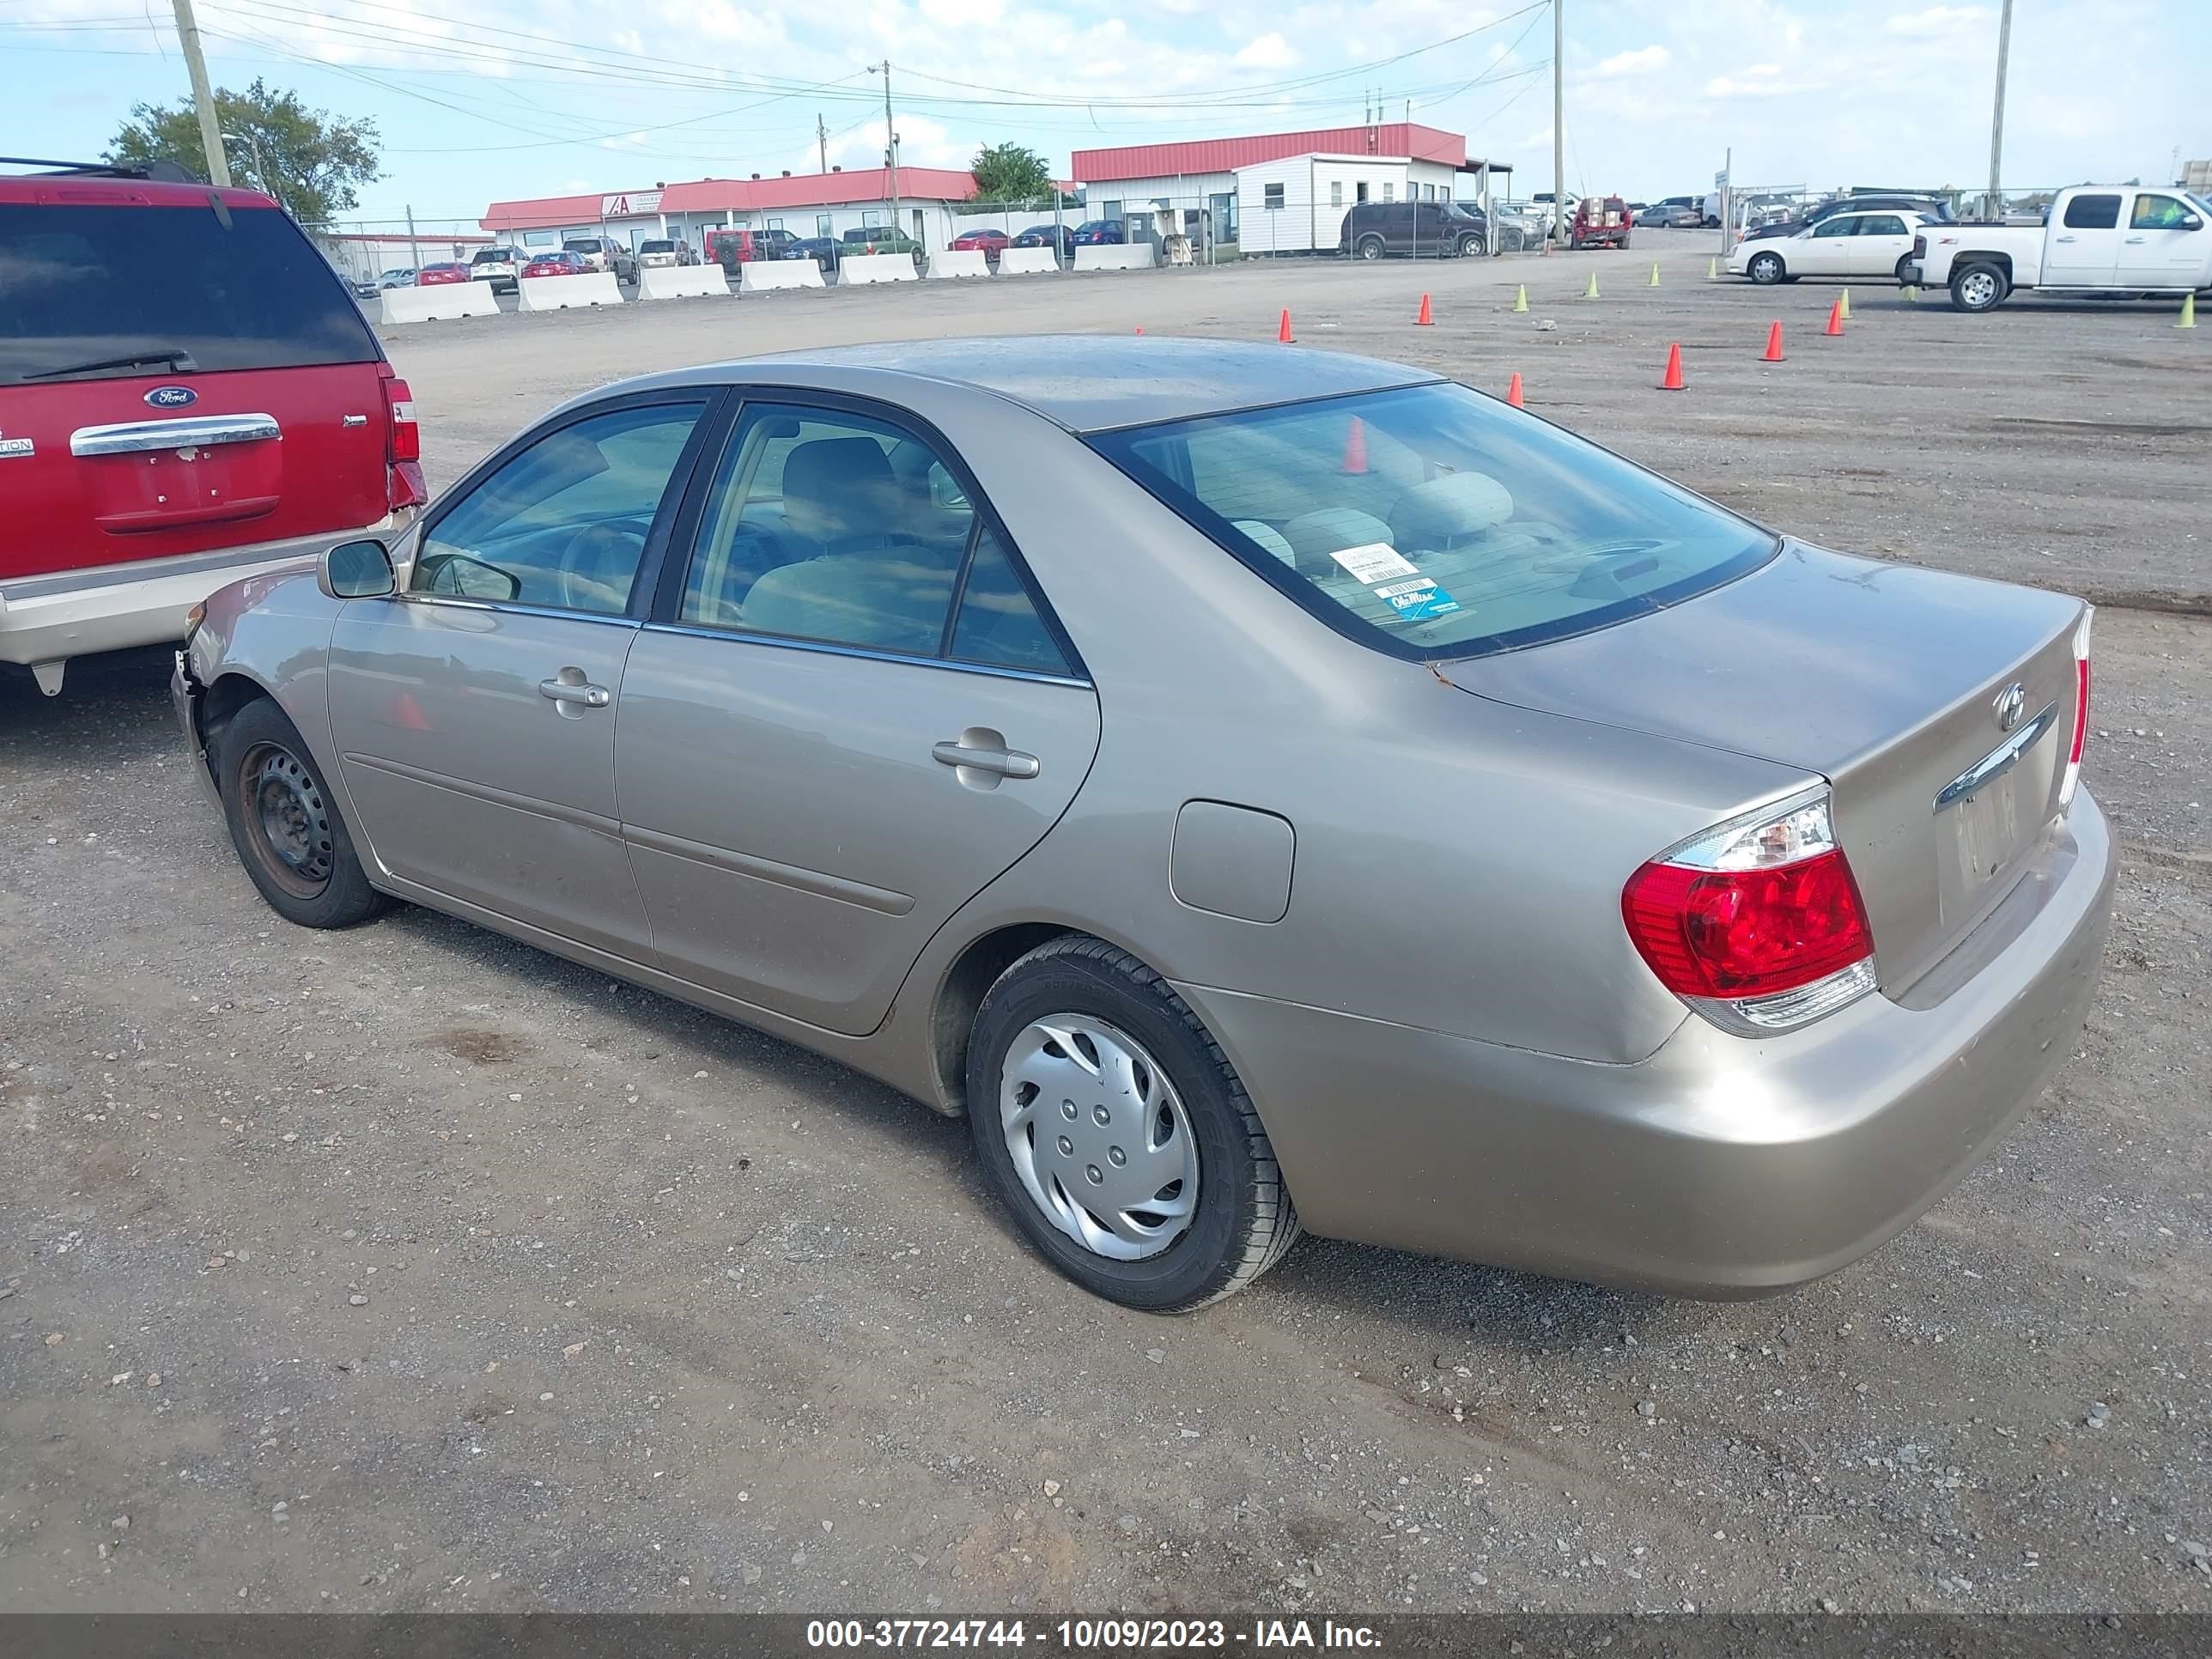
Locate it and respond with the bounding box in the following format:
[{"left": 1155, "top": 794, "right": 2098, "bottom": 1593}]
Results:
[{"left": 1338, "top": 200, "right": 1488, "bottom": 259}]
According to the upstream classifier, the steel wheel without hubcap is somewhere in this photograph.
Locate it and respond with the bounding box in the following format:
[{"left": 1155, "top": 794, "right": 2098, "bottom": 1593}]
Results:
[
  {"left": 238, "top": 741, "right": 334, "bottom": 900},
  {"left": 1000, "top": 1014, "right": 1199, "bottom": 1261}
]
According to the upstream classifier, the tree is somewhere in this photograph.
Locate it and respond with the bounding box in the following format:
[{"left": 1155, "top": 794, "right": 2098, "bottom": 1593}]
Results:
[
  {"left": 969, "top": 141, "right": 1053, "bottom": 204},
  {"left": 108, "top": 78, "right": 380, "bottom": 224}
]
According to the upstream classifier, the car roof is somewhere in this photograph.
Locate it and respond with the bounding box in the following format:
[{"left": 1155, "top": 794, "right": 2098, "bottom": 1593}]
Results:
[
  {"left": 625, "top": 336, "right": 1442, "bottom": 435},
  {"left": 0, "top": 173, "right": 278, "bottom": 210}
]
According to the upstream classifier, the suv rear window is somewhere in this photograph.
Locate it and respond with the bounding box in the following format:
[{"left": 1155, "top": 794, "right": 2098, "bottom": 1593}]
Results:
[
  {"left": 474, "top": 247, "right": 518, "bottom": 264},
  {"left": 1090, "top": 382, "right": 1776, "bottom": 660},
  {"left": 0, "top": 201, "right": 379, "bottom": 386}
]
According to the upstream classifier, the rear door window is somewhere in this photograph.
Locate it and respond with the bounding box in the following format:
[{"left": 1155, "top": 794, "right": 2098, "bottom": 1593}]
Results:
[
  {"left": 0, "top": 202, "right": 379, "bottom": 385},
  {"left": 2061, "top": 194, "right": 2122, "bottom": 230}
]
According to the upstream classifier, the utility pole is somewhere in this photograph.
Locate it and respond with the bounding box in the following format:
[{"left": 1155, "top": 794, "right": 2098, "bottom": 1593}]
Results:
[
  {"left": 1551, "top": 0, "right": 1564, "bottom": 251},
  {"left": 817, "top": 113, "right": 830, "bottom": 177},
  {"left": 405, "top": 204, "right": 421, "bottom": 277},
  {"left": 170, "top": 0, "right": 231, "bottom": 187},
  {"left": 1987, "top": 0, "right": 2014, "bottom": 214},
  {"left": 868, "top": 61, "right": 902, "bottom": 245},
  {"left": 221, "top": 128, "right": 275, "bottom": 209}
]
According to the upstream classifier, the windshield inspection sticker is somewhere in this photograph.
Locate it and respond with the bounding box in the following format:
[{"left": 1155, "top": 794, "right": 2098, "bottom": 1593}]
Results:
[
  {"left": 1372, "top": 577, "right": 1463, "bottom": 622},
  {"left": 1328, "top": 541, "right": 1419, "bottom": 584}
]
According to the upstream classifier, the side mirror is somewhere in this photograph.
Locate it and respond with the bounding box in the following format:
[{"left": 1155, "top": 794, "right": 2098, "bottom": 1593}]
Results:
[
  {"left": 320, "top": 538, "right": 396, "bottom": 599},
  {"left": 2183, "top": 215, "right": 2204, "bottom": 232}
]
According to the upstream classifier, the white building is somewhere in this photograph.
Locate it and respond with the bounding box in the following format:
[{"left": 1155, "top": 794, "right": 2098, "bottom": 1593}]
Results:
[{"left": 1232, "top": 155, "right": 1456, "bottom": 256}]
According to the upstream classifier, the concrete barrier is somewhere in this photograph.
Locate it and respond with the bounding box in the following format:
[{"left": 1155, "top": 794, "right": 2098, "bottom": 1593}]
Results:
[
  {"left": 635, "top": 264, "right": 732, "bottom": 301},
  {"left": 838, "top": 252, "right": 921, "bottom": 286},
  {"left": 378, "top": 283, "right": 500, "bottom": 324},
  {"left": 927, "top": 248, "right": 991, "bottom": 279},
  {"left": 1074, "top": 243, "right": 1159, "bottom": 272},
  {"left": 995, "top": 247, "right": 1061, "bottom": 276},
  {"left": 515, "top": 270, "right": 624, "bottom": 313},
  {"left": 739, "top": 259, "right": 828, "bottom": 294}
]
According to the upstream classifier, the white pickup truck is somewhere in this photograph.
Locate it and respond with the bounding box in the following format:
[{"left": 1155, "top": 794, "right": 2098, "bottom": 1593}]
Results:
[{"left": 1905, "top": 183, "right": 2212, "bottom": 312}]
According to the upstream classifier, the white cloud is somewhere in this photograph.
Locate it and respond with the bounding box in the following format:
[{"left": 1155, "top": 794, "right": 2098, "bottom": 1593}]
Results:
[
  {"left": 1593, "top": 45, "right": 1670, "bottom": 77},
  {"left": 920, "top": 0, "right": 1006, "bottom": 25},
  {"left": 1704, "top": 73, "right": 1803, "bottom": 99},
  {"left": 1884, "top": 5, "right": 1991, "bottom": 35},
  {"left": 1233, "top": 32, "right": 1295, "bottom": 70}
]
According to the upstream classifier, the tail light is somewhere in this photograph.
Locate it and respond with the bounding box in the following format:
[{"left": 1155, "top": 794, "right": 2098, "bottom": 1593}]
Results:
[
  {"left": 380, "top": 368, "right": 427, "bottom": 511},
  {"left": 2060, "top": 608, "right": 2093, "bottom": 809},
  {"left": 1912, "top": 233, "right": 1926, "bottom": 258},
  {"left": 1622, "top": 788, "right": 1877, "bottom": 1033}
]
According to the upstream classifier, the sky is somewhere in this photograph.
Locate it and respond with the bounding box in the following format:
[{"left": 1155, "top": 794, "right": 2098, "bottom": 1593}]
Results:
[{"left": 3, "top": 0, "right": 2206, "bottom": 230}]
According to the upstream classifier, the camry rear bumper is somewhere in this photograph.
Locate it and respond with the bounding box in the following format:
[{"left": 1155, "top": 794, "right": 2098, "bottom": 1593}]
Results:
[
  {"left": 0, "top": 514, "right": 412, "bottom": 693},
  {"left": 1176, "top": 793, "right": 2115, "bottom": 1297}
]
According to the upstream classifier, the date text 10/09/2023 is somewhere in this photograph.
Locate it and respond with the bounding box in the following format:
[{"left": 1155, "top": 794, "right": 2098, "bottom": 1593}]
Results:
[{"left": 805, "top": 1620, "right": 1383, "bottom": 1650}]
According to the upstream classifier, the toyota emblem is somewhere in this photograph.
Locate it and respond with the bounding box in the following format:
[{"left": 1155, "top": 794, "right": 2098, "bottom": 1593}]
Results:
[{"left": 1993, "top": 682, "right": 2026, "bottom": 732}]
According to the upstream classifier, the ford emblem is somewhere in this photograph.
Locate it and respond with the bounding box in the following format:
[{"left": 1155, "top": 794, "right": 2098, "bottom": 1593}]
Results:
[
  {"left": 1993, "top": 682, "right": 2026, "bottom": 732},
  {"left": 145, "top": 386, "right": 198, "bottom": 409}
]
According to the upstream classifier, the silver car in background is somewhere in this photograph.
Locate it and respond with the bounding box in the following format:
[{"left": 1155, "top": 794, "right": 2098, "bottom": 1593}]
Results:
[{"left": 173, "top": 337, "right": 2112, "bottom": 1312}]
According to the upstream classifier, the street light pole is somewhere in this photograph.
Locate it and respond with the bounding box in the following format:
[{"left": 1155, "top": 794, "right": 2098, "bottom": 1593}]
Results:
[
  {"left": 1987, "top": 0, "right": 2014, "bottom": 214},
  {"left": 221, "top": 128, "right": 276, "bottom": 210},
  {"left": 169, "top": 0, "right": 231, "bottom": 187},
  {"left": 868, "top": 61, "right": 902, "bottom": 246},
  {"left": 1551, "top": 0, "right": 1564, "bottom": 251}
]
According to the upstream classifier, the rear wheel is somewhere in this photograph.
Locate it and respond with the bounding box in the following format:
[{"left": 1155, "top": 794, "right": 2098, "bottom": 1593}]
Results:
[
  {"left": 966, "top": 936, "right": 1300, "bottom": 1312},
  {"left": 1356, "top": 234, "right": 1386, "bottom": 261},
  {"left": 1747, "top": 250, "right": 1785, "bottom": 284},
  {"left": 1951, "top": 263, "right": 2008, "bottom": 312},
  {"left": 216, "top": 697, "right": 389, "bottom": 929}
]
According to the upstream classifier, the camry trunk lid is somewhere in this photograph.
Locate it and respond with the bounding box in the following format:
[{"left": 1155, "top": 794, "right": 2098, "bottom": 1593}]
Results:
[{"left": 1448, "top": 541, "right": 2088, "bottom": 993}]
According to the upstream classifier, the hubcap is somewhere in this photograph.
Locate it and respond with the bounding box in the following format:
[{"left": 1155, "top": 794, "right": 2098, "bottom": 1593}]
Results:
[
  {"left": 242, "top": 742, "right": 333, "bottom": 896},
  {"left": 1962, "top": 271, "right": 1997, "bottom": 307},
  {"left": 1000, "top": 1015, "right": 1200, "bottom": 1261}
]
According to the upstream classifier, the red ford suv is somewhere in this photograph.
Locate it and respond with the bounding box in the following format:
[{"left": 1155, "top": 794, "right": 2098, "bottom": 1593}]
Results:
[{"left": 0, "top": 158, "right": 425, "bottom": 696}]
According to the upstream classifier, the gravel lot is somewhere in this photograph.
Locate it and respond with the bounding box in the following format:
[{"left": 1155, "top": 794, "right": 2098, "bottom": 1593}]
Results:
[{"left": 3, "top": 230, "right": 2208, "bottom": 1616}]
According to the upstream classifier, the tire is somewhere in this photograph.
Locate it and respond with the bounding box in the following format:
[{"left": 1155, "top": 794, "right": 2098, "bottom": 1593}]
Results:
[
  {"left": 1747, "top": 250, "right": 1785, "bottom": 284},
  {"left": 1894, "top": 255, "right": 1916, "bottom": 284},
  {"left": 216, "top": 696, "right": 390, "bottom": 930},
  {"left": 1951, "top": 263, "right": 2008, "bottom": 313},
  {"left": 965, "top": 936, "right": 1301, "bottom": 1312},
  {"left": 1457, "top": 233, "right": 1485, "bottom": 257},
  {"left": 1356, "top": 234, "right": 1386, "bottom": 261}
]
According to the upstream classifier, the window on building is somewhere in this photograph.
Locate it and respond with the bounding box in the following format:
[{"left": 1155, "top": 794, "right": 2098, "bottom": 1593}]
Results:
[
  {"left": 1382, "top": 183, "right": 1395, "bottom": 204},
  {"left": 1263, "top": 183, "right": 1285, "bottom": 210},
  {"left": 862, "top": 209, "right": 883, "bottom": 227},
  {"left": 1103, "top": 200, "right": 1123, "bottom": 223},
  {"left": 1330, "top": 180, "right": 1343, "bottom": 207},
  {"left": 522, "top": 230, "right": 556, "bottom": 247},
  {"left": 816, "top": 213, "right": 833, "bottom": 236},
  {"left": 767, "top": 216, "right": 784, "bottom": 230},
  {"left": 1356, "top": 182, "right": 1370, "bottom": 204}
]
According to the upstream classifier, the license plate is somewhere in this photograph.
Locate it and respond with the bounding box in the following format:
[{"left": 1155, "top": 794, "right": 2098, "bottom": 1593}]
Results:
[{"left": 1935, "top": 704, "right": 2060, "bottom": 918}]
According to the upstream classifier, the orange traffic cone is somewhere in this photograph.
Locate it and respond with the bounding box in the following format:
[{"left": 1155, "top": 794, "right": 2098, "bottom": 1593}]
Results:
[
  {"left": 1340, "top": 416, "right": 1369, "bottom": 475},
  {"left": 1415, "top": 292, "right": 1433, "bottom": 326},
  {"left": 1761, "top": 320, "right": 1785, "bottom": 362},
  {"left": 1277, "top": 308, "right": 1295, "bottom": 343},
  {"left": 1824, "top": 298, "right": 1844, "bottom": 337},
  {"left": 1658, "top": 342, "right": 1686, "bottom": 391},
  {"left": 1504, "top": 372, "right": 1524, "bottom": 408}
]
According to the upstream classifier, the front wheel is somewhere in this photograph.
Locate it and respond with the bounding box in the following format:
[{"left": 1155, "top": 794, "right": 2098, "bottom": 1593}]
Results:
[
  {"left": 1457, "top": 233, "right": 1485, "bottom": 257},
  {"left": 216, "top": 696, "right": 390, "bottom": 929},
  {"left": 1747, "top": 250, "right": 1785, "bottom": 284},
  {"left": 1951, "top": 263, "right": 2009, "bottom": 312},
  {"left": 966, "top": 936, "right": 1301, "bottom": 1312}
]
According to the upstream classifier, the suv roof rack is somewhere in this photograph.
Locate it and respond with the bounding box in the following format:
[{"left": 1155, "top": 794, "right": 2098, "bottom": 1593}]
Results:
[{"left": 0, "top": 155, "right": 195, "bottom": 182}]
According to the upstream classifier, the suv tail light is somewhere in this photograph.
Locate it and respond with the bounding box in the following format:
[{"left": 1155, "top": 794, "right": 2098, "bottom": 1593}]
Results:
[
  {"left": 380, "top": 368, "right": 426, "bottom": 511},
  {"left": 2061, "top": 608, "right": 2092, "bottom": 810},
  {"left": 1622, "top": 789, "right": 1876, "bottom": 1033}
]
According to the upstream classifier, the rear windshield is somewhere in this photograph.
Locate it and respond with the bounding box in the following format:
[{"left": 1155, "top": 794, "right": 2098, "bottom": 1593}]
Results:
[
  {"left": 474, "top": 247, "right": 517, "bottom": 263},
  {"left": 0, "top": 202, "right": 379, "bottom": 386},
  {"left": 1090, "top": 382, "right": 1777, "bottom": 660}
]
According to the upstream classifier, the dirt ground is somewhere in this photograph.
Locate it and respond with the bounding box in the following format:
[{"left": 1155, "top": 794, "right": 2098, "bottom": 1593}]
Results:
[{"left": 3, "top": 231, "right": 2208, "bottom": 1616}]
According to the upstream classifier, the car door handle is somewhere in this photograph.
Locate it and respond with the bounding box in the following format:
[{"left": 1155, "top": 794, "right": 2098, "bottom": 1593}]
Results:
[
  {"left": 2055, "top": 234, "right": 2076, "bottom": 242},
  {"left": 933, "top": 738, "right": 1039, "bottom": 779},
  {"left": 2124, "top": 235, "right": 2146, "bottom": 243},
  {"left": 539, "top": 677, "right": 611, "bottom": 708}
]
